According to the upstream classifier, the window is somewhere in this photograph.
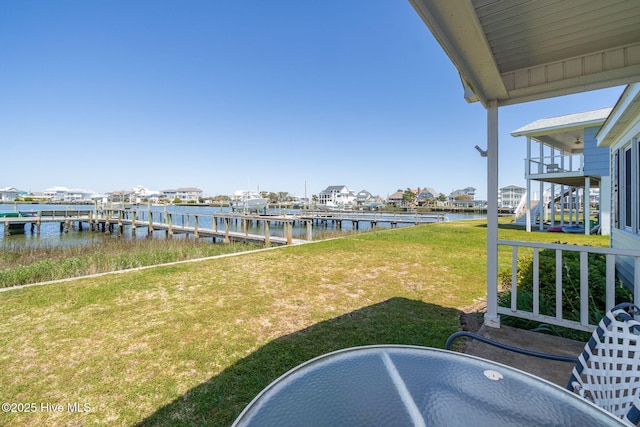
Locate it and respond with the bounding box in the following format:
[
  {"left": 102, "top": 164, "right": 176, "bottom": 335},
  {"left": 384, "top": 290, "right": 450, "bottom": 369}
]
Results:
[{"left": 617, "top": 138, "right": 639, "bottom": 234}]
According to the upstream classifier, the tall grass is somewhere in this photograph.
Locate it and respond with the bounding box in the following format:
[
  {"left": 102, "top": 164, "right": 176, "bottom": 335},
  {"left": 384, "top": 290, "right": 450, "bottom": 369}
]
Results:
[{"left": 0, "top": 239, "right": 258, "bottom": 288}]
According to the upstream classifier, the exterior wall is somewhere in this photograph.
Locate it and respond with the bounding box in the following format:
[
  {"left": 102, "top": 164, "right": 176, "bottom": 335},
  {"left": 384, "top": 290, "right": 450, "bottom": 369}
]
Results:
[
  {"left": 611, "top": 229, "right": 639, "bottom": 286},
  {"left": 605, "top": 104, "right": 640, "bottom": 287},
  {"left": 583, "top": 126, "right": 610, "bottom": 176}
]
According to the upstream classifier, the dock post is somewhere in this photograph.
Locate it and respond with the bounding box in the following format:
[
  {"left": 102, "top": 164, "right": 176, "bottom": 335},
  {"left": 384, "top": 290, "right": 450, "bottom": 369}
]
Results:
[
  {"left": 306, "top": 220, "right": 312, "bottom": 241},
  {"left": 3, "top": 221, "right": 8, "bottom": 236},
  {"left": 36, "top": 219, "right": 41, "bottom": 234},
  {"left": 243, "top": 218, "right": 248, "bottom": 237},
  {"left": 286, "top": 222, "right": 292, "bottom": 245},
  {"left": 131, "top": 211, "right": 137, "bottom": 239},
  {"left": 194, "top": 215, "right": 199, "bottom": 239},
  {"left": 167, "top": 213, "right": 173, "bottom": 237},
  {"left": 264, "top": 221, "right": 270, "bottom": 247},
  {"left": 224, "top": 218, "right": 230, "bottom": 244},
  {"left": 148, "top": 212, "right": 154, "bottom": 238}
]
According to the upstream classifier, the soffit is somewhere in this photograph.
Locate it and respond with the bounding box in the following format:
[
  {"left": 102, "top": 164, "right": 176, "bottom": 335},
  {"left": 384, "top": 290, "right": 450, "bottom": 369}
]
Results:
[{"left": 410, "top": 0, "right": 640, "bottom": 107}]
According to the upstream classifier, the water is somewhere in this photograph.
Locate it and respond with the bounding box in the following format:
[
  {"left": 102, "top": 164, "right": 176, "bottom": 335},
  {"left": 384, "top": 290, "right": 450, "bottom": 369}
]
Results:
[{"left": 0, "top": 203, "right": 486, "bottom": 250}]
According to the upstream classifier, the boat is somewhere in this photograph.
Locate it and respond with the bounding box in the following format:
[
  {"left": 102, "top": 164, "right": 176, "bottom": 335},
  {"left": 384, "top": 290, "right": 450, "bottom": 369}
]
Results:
[
  {"left": 562, "top": 226, "right": 585, "bottom": 233},
  {"left": 230, "top": 190, "right": 268, "bottom": 213}
]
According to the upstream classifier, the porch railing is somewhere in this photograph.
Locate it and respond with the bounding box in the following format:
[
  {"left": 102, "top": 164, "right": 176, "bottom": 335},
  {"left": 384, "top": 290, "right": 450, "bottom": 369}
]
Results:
[
  {"left": 525, "top": 153, "right": 583, "bottom": 175},
  {"left": 497, "top": 240, "right": 640, "bottom": 332}
]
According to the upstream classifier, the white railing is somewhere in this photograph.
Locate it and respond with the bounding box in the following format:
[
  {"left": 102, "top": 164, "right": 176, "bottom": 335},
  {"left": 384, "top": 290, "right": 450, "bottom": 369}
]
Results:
[
  {"left": 497, "top": 240, "right": 640, "bottom": 332},
  {"left": 525, "top": 153, "right": 584, "bottom": 175}
]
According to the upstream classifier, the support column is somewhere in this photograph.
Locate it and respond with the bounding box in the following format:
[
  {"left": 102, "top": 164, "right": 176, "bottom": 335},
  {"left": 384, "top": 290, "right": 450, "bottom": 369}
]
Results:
[
  {"left": 585, "top": 177, "right": 591, "bottom": 235},
  {"left": 485, "top": 100, "right": 500, "bottom": 328},
  {"left": 526, "top": 137, "right": 532, "bottom": 232}
]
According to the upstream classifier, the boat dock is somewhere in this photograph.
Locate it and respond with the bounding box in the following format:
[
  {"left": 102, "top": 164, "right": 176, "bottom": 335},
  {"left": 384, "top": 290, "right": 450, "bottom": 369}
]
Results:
[{"left": 1, "top": 209, "right": 446, "bottom": 245}]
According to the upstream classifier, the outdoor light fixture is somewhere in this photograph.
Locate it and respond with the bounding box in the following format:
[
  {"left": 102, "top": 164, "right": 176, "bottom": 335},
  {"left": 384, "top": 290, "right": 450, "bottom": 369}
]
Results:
[{"left": 474, "top": 145, "right": 488, "bottom": 157}]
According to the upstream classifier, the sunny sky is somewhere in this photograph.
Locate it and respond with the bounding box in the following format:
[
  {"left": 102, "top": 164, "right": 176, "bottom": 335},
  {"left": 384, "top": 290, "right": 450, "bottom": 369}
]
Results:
[{"left": 0, "top": 1, "right": 626, "bottom": 200}]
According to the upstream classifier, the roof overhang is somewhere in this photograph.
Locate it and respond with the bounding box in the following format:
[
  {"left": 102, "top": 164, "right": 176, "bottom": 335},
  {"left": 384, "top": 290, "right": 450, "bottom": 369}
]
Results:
[
  {"left": 511, "top": 107, "right": 612, "bottom": 152},
  {"left": 410, "top": 0, "right": 640, "bottom": 107},
  {"left": 597, "top": 83, "right": 640, "bottom": 147}
]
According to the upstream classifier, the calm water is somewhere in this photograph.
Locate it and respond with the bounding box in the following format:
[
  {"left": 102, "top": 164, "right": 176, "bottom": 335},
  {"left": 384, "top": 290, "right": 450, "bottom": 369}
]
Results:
[{"left": 0, "top": 203, "right": 486, "bottom": 249}]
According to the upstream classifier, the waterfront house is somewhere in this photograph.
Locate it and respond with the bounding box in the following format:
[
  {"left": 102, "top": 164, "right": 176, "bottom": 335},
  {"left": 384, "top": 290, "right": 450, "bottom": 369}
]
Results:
[
  {"left": 416, "top": 187, "right": 439, "bottom": 206},
  {"left": 386, "top": 190, "right": 406, "bottom": 207},
  {"left": 45, "top": 186, "right": 99, "bottom": 203},
  {"left": 0, "top": 187, "right": 23, "bottom": 202},
  {"left": 318, "top": 185, "right": 356, "bottom": 208},
  {"left": 511, "top": 109, "right": 612, "bottom": 235},
  {"left": 498, "top": 185, "right": 525, "bottom": 211},
  {"left": 410, "top": 0, "right": 640, "bottom": 331},
  {"left": 355, "top": 190, "right": 374, "bottom": 205},
  {"left": 161, "top": 188, "right": 203, "bottom": 203},
  {"left": 448, "top": 187, "right": 476, "bottom": 204},
  {"left": 131, "top": 185, "right": 162, "bottom": 203}
]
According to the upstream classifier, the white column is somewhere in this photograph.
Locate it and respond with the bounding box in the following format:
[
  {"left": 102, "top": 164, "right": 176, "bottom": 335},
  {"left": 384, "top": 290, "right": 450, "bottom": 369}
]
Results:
[
  {"left": 585, "top": 178, "right": 591, "bottom": 235},
  {"left": 485, "top": 100, "right": 500, "bottom": 328},
  {"left": 539, "top": 180, "right": 544, "bottom": 231},
  {"left": 526, "top": 137, "right": 531, "bottom": 232}
]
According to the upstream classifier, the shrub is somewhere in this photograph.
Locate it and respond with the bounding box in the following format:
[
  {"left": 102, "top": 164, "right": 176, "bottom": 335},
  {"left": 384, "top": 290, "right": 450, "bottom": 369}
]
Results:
[{"left": 499, "top": 247, "right": 633, "bottom": 338}]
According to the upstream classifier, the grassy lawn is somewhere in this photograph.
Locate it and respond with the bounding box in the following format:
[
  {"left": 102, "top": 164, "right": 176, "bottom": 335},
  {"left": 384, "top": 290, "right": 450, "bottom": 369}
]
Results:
[{"left": 0, "top": 220, "right": 608, "bottom": 426}]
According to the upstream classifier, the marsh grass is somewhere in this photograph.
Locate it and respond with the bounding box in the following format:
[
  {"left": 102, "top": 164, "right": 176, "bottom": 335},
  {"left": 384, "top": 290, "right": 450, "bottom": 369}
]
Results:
[
  {"left": 0, "top": 220, "right": 609, "bottom": 426},
  {"left": 0, "top": 239, "right": 258, "bottom": 288}
]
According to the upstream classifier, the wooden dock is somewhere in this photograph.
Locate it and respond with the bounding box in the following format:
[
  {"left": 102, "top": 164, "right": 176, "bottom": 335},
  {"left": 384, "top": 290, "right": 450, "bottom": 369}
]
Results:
[{"left": 1, "top": 209, "right": 445, "bottom": 245}]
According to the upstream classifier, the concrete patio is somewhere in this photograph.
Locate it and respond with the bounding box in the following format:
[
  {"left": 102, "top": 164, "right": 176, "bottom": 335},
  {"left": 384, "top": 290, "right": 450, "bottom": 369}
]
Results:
[{"left": 456, "top": 323, "right": 585, "bottom": 388}]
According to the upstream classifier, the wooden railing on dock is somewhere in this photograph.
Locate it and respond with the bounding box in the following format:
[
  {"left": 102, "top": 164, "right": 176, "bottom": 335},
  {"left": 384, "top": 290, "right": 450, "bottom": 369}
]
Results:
[{"left": 2, "top": 209, "right": 445, "bottom": 243}]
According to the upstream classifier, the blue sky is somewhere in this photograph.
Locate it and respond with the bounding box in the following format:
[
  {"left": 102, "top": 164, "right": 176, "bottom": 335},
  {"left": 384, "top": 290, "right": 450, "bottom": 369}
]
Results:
[{"left": 0, "top": 1, "right": 625, "bottom": 200}]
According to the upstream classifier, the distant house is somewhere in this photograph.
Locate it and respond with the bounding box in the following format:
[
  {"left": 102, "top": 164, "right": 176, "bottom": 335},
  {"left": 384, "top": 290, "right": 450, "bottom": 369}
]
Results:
[
  {"left": 597, "top": 83, "right": 640, "bottom": 287},
  {"left": 45, "top": 187, "right": 99, "bottom": 202},
  {"left": 162, "top": 188, "right": 203, "bottom": 202},
  {"left": 416, "top": 187, "right": 439, "bottom": 205},
  {"left": 131, "top": 185, "right": 161, "bottom": 203},
  {"left": 355, "top": 190, "right": 374, "bottom": 205},
  {"left": 498, "top": 185, "right": 525, "bottom": 210},
  {"left": 318, "top": 185, "right": 356, "bottom": 207},
  {"left": 449, "top": 187, "right": 476, "bottom": 202},
  {"left": 387, "top": 190, "right": 407, "bottom": 207},
  {"left": 0, "top": 187, "right": 22, "bottom": 202}
]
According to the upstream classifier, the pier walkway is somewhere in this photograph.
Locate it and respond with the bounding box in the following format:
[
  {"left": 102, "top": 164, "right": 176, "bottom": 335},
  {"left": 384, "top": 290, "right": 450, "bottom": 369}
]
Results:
[{"left": 1, "top": 209, "right": 445, "bottom": 245}]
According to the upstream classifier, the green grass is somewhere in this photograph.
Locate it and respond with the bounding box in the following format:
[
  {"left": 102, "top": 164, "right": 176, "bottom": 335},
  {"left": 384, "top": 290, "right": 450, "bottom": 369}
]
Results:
[{"left": 0, "top": 220, "right": 609, "bottom": 426}]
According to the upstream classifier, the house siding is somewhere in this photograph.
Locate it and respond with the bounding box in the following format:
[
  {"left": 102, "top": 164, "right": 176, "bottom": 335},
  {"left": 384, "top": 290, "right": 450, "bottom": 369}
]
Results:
[
  {"left": 612, "top": 229, "right": 639, "bottom": 286},
  {"left": 583, "top": 126, "right": 610, "bottom": 176}
]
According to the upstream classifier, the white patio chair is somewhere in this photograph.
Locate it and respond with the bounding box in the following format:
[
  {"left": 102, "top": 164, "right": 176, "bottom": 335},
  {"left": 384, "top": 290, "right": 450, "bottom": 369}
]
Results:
[{"left": 446, "top": 303, "right": 640, "bottom": 425}]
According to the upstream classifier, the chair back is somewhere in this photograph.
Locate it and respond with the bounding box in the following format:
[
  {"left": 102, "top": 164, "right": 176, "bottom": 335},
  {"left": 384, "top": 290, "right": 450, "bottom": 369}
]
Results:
[{"left": 568, "top": 303, "right": 640, "bottom": 425}]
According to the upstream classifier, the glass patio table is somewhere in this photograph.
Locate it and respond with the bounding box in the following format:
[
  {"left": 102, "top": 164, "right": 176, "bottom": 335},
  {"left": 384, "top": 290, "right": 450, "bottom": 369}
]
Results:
[{"left": 232, "top": 345, "right": 628, "bottom": 426}]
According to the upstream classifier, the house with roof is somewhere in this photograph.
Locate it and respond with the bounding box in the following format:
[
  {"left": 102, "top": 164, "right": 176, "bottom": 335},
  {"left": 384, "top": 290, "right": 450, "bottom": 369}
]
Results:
[
  {"left": 318, "top": 185, "right": 356, "bottom": 208},
  {"left": 416, "top": 187, "right": 439, "bottom": 206},
  {"left": 0, "top": 187, "right": 23, "bottom": 202},
  {"left": 45, "top": 187, "right": 99, "bottom": 202},
  {"left": 386, "top": 190, "right": 407, "bottom": 207},
  {"left": 449, "top": 187, "right": 476, "bottom": 203},
  {"left": 498, "top": 185, "right": 525, "bottom": 211},
  {"left": 410, "top": 0, "right": 640, "bottom": 331},
  {"left": 511, "top": 108, "right": 612, "bottom": 235}
]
